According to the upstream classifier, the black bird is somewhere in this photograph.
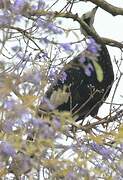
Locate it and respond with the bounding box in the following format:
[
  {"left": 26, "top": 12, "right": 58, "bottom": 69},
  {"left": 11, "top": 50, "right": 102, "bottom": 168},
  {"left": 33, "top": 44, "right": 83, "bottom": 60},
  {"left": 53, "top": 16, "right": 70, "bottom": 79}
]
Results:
[{"left": 38, "top": 7, "right": 114, "bottom": 121}]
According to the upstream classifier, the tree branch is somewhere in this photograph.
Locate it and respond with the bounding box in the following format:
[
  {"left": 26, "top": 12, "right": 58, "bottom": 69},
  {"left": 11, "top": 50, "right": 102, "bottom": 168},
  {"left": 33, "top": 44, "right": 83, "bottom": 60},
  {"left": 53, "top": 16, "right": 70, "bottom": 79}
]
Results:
[
  {"left": 86, "top": 0, "right": 123, "bottom": 16},
  {"left": 78, "top": 110, "right": 123, "bottom": 132},
  {"left": 5, "top": 10, "right": 123, "bottom": 50},
  {"left": 0, "top": 25, "right": 45, "bottom": 53},
  {"left": 54, "top": 12, "right": 123, "bottom": 49}
]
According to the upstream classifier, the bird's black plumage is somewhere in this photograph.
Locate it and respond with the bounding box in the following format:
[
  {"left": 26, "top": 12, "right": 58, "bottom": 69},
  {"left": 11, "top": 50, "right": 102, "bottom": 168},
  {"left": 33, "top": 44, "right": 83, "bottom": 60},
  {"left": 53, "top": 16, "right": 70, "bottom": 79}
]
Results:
[{"left": 38, "top": 7, "right": 114, "bottom": 121}]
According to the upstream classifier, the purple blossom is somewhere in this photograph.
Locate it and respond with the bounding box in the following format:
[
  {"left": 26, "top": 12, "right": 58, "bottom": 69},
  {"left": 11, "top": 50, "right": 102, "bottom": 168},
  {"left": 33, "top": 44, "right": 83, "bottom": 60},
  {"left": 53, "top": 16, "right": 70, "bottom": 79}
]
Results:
[
  {"left": 2, "top": 120, "right": 14, "bottom": 133},
  {"left": 38, "top": 0, "right": 46, "bottom": 10},
  {"left": 36, "top": 18, "right": 47, "bottom": 28},
  {"left": 0, "top": 15, "right": 11, "bottom": 25},
  {"left": 60, "top": 43, "right": 73, "bottom": 52},
  {"left": 79, "top": 56, "right": 86, "bottom": 64},
  {"left": 41, "top": 125, "right": 55, "bottom": 139},
  {"left": 23, "top": 70, "right": 42, "bottom": 85},
  {"left": 9, "top": 153, "right": 32, "bottom": 175},
  {"left": 31, "top": 5, "right": 37, "bottom": 10},
  {"left": 42, "top": 52, "right": 48, "bottom": 58},
  {"left": 11, "top": 0, "right": 26, "bottom": 14},
  {"left": 48, "top": 67, "right": 68, "bottom": 85},
  {"left": 30, "top": 117, "right": 46, "bottom": 128},
  {"left": 21, "top": 111, "right": 32, "bottom": 123},
  {"left": 78, "top": 168, "right": 89, "bottom": 177},
  {"left": 0, "top": 141, "right": 16, "bottom": 157},
  {"left": 120, "top": 143, "right": 123, "bottom": 152},
  {"left": 65, "top": 172, "right": 77, "bottom": 180},
  {"left": 31, "top": 119, "right": 55, "bottom": 139},
  {"left": 52, "top": 117, "right": 61, "bottom": 129},
  {"left": 15, "top": 110, "right": 32, "bottom": 126},
  {"left": 84, "top": 63, "right": 94, "bottom": 76},
  {"left": 37, "top": 18, "right": 63, "bottom": 34},
  {"left": 31, "top": 0, "right": 49, "bottom": 11},
  {"left": 12, "top": 45, "right": 22, "bottom": 52},
  {"left": 0, "top": 162, "right": 4, "bottom": 170},
  {"left": 39, "top": 97, "right": 55, "bottom": 111},
  {"left": 28, "top": 118, "right": 55, "bottom": 139},
  {"left": 87, "top": 37, "right": 101, "bottom": 54},
  {"left": 4, "top": 99, "right": 15, "bottom": 110},
  {"left": 47, "top": 23, "right": 63, "bottom": 34},
  {"left": 93, "top": 161, "right": 106, "bottom": 169},
  {"left": 59, "top": 71, "right": 67, "bottom": 83},
  {"left": 16, "top": 52, "right": 32, "bottom": 62},
  {"left": 48, "top": 68, "right": 58, "bottom": 81},
  {"left": 117, "top": 165, "right": 123, "bottom": 176},
  {"left": 37, "top": 52, "right": 48, "bottom": 60},
  {"left": 90, "top": 142, "right": 113, "bottom": 160},
  {"left": 80, "top": 144, "right": 89, "bottom": 153},
  {"left": 40, "top": 36, "right": 50, "bottom": 44}
]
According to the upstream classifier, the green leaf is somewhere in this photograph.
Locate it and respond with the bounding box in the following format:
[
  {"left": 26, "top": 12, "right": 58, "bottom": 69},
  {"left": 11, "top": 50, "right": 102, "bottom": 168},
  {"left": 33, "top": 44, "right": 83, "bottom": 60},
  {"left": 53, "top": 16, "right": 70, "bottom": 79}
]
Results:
[{"left": 92, "top": 61, "right": 104, "bottom": 82}]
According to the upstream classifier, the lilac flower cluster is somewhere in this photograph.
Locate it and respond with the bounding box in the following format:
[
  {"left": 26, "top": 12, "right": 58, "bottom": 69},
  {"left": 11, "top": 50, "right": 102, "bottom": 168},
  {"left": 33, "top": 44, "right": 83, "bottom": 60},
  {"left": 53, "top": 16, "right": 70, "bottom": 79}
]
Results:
[
  {"left": 84, "top": 63, "right": 94, "bottom": 76},
  {"left": 4, "top": 99, "right": 16, "bottom": 111},
  {"left": 48, "top": 68, "right": 67, "bottom": 83},
  {"left": 2, "top": 98, "right": 61, "bottom": 139},
  {"left": 11, "top": 0, "right": 26, "bottom": 14},
  {"left": 32, "top": 0, "right": 48, "bottom": 10},
  {"left": 9, "top": 152, "right": 32, "bottom": 175},
  {"left": 37, "top": 18, "right": 63, "bottom": 35},
  {"left": 86, "top": 37, "right": 101, "bottom": 54},
  {"left": 59, "top": 71, "right": 67, "bottom": 83},
  {"left": 2, "top": 115, "right": 57, "bottom": 144},
  {"left": 0, "top": 99, "right": 63, "bottom": 176},
  {"left": 28, "top": 117, "right": 55, "bottom": 139},
  {"left": 0, "top": 141, "right": 16, "bottom": 158},
  {"left": 52, "top": 116, "right": 61, "bottom": 129},
  {"left": 90, "top": 142, "right": 113, "bottom": 160},
  {"left": 0, "top": 15, "right": 11, "bottom": 25},
  {"left": 40, "top": 36, "right": 50, "bottom": 44},
  {"left": 39, "top": 97, "right": 55, "bottom": 111},
  {"left": 11, "top": 45, "right": 22, "bottom": 52},
  {"left": 77, "top": 37, "right": 102, "bottom": 77},
  {"left": 60, "top": 43, "right": 73, "bottom": 52},
  {"left": 2, "top": 119, "right": 15, "bottom": 133},
  {"left": 65, "top": 172, "right": 77, "bottom": 180},
  {"left": 78, "top": 56, "right": 86, "bottom": 64},
  {"left": 48, "top": 68, "right": 58, "bottom": 81},
  {"left": 23, "top": 69, "right": 42, "bottom": 86},
  {"left": 78, "top": 54, "right": 94, "bottom": 77}
]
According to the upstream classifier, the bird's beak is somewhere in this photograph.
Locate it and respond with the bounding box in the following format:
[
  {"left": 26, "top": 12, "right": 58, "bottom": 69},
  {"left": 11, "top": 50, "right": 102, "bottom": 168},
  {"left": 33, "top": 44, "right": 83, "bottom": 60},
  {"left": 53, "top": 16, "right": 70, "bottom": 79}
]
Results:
[
  {"left": 91, "top": 6, "right": 98, "bottom": 18},
  {"left": 80, "top": 6, "right": 98, "bottom": 36},
  {"left": 87, "top": 6, "right": 98, "bottom": 27}
]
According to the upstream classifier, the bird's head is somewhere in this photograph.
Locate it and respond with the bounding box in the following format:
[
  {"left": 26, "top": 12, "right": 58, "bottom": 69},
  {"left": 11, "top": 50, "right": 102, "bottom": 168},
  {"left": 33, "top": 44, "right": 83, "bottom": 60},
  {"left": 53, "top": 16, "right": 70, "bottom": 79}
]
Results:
[{"left": 81, "top": 6, "right": 98, "bottom": 36}]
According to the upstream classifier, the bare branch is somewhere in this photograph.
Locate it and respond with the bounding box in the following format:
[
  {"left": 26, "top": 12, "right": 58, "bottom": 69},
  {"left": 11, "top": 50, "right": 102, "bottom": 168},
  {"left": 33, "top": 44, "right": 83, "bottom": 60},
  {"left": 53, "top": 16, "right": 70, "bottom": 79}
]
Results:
[
  {"left": 54, "top": 12, "right": 123, "bottom": 49},
  {"left": 29, "top": 10, "right": 123, "bottom": 49},
  {"left": 78, "top": 110, "right": 123, "bottom": 132},
  {"left": 86, "top": 0, "right": 123, "bottom": 16},
  {"left": 0, "top": 25, "right": 45, "bottom": 53}
]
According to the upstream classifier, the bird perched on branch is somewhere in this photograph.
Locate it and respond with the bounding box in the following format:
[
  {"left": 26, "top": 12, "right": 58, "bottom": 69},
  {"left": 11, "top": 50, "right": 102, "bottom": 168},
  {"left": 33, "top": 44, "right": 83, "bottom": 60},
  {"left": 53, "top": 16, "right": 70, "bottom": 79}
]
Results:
[{"left": 38, "top": 7, "right": 114, "bottom": 121}]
